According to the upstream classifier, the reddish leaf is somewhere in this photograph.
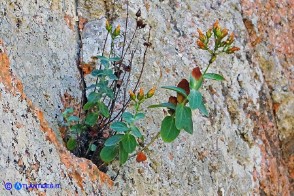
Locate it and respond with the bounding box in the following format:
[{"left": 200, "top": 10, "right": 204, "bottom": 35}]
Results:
[
  {"left": 168, "top": 96, "right": 177, "bottom": 105},
  {"left": 191, "top": 67, "right": 202, "bottom": 80},
  {"left": 177, "top": 79, "right": 190, "bottom": 103}
]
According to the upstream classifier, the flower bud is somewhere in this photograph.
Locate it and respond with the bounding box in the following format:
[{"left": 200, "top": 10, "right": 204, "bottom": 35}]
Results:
[
  {"left": 147, "top": 86, "right": 156, "bottom": 98},
  {"left": 227, "top": 32, "right": 234, "bottom": 45},
  {"left": 197, "top": 28, "right": 206, "bottom": 43},
  {"left": 226, "top": 46, "right": 240, "bottom": 54},
  {"left": 221, "top": 28, "right": 228, "bottom": 39},
  {"left": 137, "top": 88, "right": 144, "bottom": 101},
  {"left": 105, "top": 20, "right": 112, "bottom": 32},
  {"left": 213, "top": 20, "right": 220, "bottom": 31},
  {"left": 197, "top": 40, "right": 206, "bottom": 49},
  {"left": 113, "top": 25, "right": 120, "bottom": 37},
  {"left": 215, "top": 28, "right": 222, "bottom": 38},
  {"left": 213, "top": 20, "right": 222, "bottom": 38},
  {"left": 129, "top": 90, "right": 136, "bottom": 101},
  {"left": 206, "top": 28, "right": 212, "bottom": 39}
]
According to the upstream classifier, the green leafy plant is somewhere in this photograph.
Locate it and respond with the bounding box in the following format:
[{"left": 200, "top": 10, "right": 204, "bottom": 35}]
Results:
[
  {"left": 61, "top": 8, "right": 152, "bottom": 168},
  {"left": 149, "top": 20, "right": 240, "bottom": 143},
  {"left": 100, "top": 87, "right": 155, "bottom": 165}
]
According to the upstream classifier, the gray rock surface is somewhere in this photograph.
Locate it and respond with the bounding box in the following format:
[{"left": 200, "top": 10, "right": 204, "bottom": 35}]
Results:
[{"left": 0, "top": 0, "right": 292, "bottom": 195}]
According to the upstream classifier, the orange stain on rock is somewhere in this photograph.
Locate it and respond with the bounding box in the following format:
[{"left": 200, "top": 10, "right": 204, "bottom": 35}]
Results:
[
  {"left": 78, "top": 17, "right": 88, "bottom": 30},
  {"left": 36, "top": 109, "right": 59, "bottom": 146},
  {"left": 64, "top": 14, "right": 74, "bottom": 30},
  {"left": 0, "top": 41, "right": 25, "bottom": 99},
  {"left": 0, "top": 40, "right": 113, "bottom": 191},
  {"left": 251, "top": 112, "right": 290, "bottom": 195}
]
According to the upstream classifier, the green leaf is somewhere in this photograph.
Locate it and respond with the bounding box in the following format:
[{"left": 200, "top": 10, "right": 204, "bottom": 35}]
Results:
[
  {"left": 83, "top": 101, "right": 95, "bottom": 110},
  {"left": 67, "top": 115, "right": 79, "bottom": 122},
  {"left": 161, "top": 86, "right": 187, "bottom": 97},
  {"left": 67, "top": 138, "right": 77, "bottom": 151},
  {"left": 175, "top": 104, "right": 193, "bottom": 134},
  {"left": 97, "top": 56, "right": 109, "bottom": 61},
  {"left": 62, "top": 107, "right": 74, "bottom": 118},
  {"left": 103, "top": 69, "right": 113, "bottom": 76},
  {"left": 98, "top": 102, "right": 110, "bottom": 118},
  {"left": 203, "top": 73, "right": 225, "bottom": 81},
  {"left": 108, "top": 74, "right": 118, "bottom": 80},
  {"left": 198, "top": 101, "right": 209, "bottom": 117},
  {"left": 160, "top": 116, "right": 180, "bottom": 142},
  {"left": 85, "top": 112, "right": 99, "bottom": 126},
  {"left": 90, "top": 144, "right": 97, "bottom": 151},
  {"left": 130, "top": 125, "right": 142, "bottom": 138},
  {"left": 119, "top": 142, "right": 128, "bottom": 165},
  {"left": 92, "top": 69, "right": 113, "bottom": 77},
  {"left": 190, "top": 76, "right": 203, "bottom": 90},
  {"left": 91, "top": 69, "right": 104, "bottom": 77},
  {"left": 109, "top": 57, "right": 121, "bottom": 62},
  {"left": 122, "top": 112, "right": 134, "bottom": 123},
  {"left": 134, "top": 113, "right": 145, "bottom": 121},
  {"left": 100, "top": 59, "right": 110, "bottom": 67},
  {"left": 97, "top": 80, "right": 108, "bottom": 87},
  {"left": 121, "top": 134, "right": 137, "bottom": 153},
  {"left": 188, "top": 89, "right": 202, "bottom": 110},
  {"left": 87, "top": 92, "right": 101, "bottom": 103},
  {"left": 103, "top": 87, "right": 114, "bottom": 99},
  {"left": 100, "top": 145, "right": 118, "bottom": 163},
  {"left": 70, "top": 124, "right": 84, "bottom": 134},
  {"left": 148, "top": 102, "right": 176, "bottom": 110},
  {"left": 104, "top": 134, "right": 124, "bottom": 146},
  {"left": 110, "top": 122, "right": 129, "bottom": 132}
]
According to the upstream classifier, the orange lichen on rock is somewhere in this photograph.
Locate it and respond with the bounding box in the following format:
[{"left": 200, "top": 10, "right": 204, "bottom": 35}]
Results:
[
  {"left": 64, "top": 14, "right": 74, "bottom": 30},
  {"left": 0, "top": 42, "right": 24, "bottom": 98},
  {"left": 78, "top": 17, "right": 88, "bottom": 30},
  {"left": 98, "top": 171, "right": 114, "bottom": 186},
  {"left": 36, "top": 109, "right": 59, "bottom": 146},
  {"left": 250, "top": 93, "right": 291, "bottom": 195}
]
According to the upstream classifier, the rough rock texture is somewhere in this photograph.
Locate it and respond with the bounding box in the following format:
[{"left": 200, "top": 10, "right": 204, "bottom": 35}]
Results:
[{"left": 0, "top": 0, "right": 292, "bottom": 195}]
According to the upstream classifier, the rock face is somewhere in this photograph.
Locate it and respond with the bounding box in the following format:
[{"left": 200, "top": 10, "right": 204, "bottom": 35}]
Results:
[{"left": 0, "top": 0, "right": 292, "bottom": 195}]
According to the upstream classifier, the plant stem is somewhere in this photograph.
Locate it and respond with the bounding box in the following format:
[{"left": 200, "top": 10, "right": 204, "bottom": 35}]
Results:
[
  {"left": 140, "top": 131, "right": 160, "bottom": 152},
  {"left": 203, "top": 60, "right": 212, "bottom": 75}
]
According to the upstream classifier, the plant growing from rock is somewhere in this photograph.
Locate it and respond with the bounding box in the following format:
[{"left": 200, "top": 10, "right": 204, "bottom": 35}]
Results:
[
  {"left": 62, "top": 8, "right": 152, "bottom": 168},
  {"left": 99, "top": 20, "right": 240, "bottom": 165},
  {"left": 62, "top": 8, "right": 239, "bottom": 168}
]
